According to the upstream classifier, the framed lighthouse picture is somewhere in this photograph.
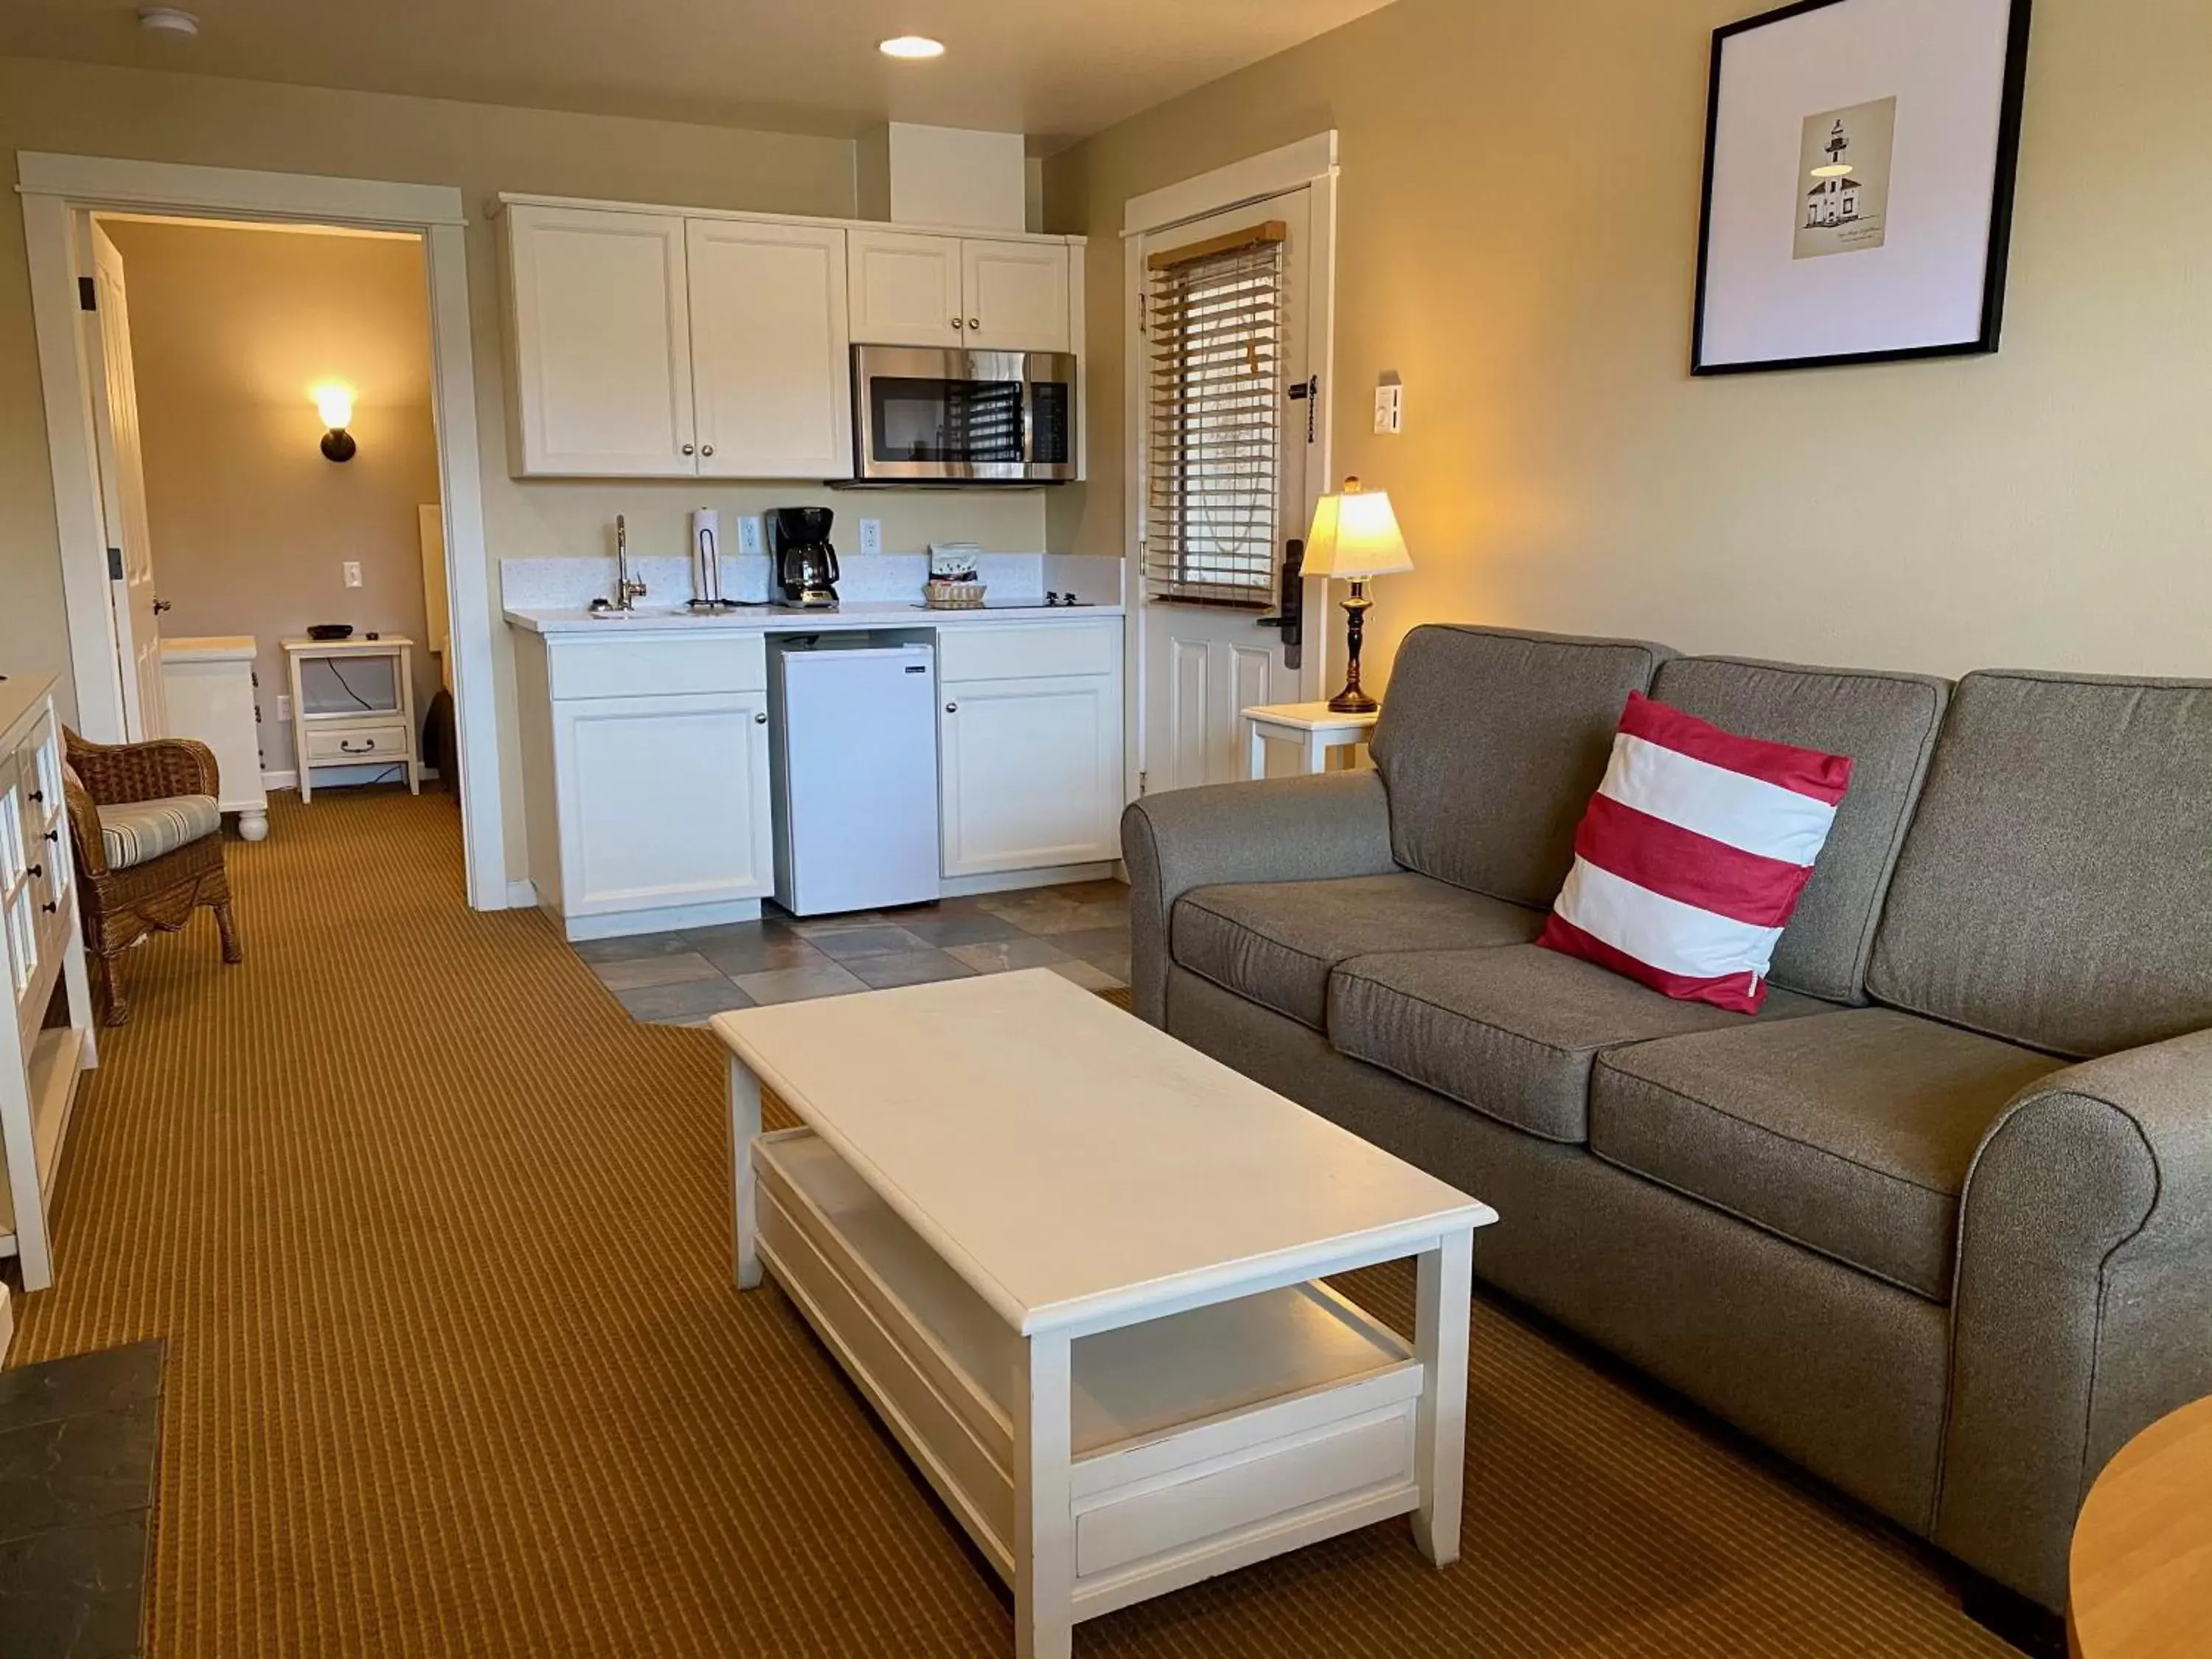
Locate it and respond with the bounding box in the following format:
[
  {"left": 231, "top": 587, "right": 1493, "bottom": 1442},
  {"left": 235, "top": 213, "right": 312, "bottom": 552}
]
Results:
[{"left": 1691, "top": 0, "right": 2033, "bottom": 374}]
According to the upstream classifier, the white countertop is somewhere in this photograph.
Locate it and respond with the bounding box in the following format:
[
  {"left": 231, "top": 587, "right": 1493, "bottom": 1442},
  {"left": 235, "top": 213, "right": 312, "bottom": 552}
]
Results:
[{"left": 505, "top": 601, "right": 1123, "bottom": 636}]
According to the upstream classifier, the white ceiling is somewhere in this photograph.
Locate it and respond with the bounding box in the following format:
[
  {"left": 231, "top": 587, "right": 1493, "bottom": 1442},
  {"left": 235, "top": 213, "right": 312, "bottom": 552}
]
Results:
[{"left": 0, "top": 0, "right": 1397, "bottom": 150}]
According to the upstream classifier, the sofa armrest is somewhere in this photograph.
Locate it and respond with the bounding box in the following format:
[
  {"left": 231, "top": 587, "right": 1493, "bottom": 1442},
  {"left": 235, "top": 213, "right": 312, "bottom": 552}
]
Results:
[
  {"left": 1119, "top": 771, "right": 1398, "bottom": 1026},
  {"left": 1936, "top": 1027, "right": 2212, "bottom": 1608}
]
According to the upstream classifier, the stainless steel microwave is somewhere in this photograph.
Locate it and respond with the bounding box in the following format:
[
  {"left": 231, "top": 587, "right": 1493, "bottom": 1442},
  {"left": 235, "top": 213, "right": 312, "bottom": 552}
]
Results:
[{"left": 852, "top": 345, "right": 1076, "bottom": 484}]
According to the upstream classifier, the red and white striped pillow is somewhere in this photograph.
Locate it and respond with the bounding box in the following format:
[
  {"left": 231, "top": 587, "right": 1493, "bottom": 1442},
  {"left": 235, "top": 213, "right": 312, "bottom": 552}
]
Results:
[{"left": 1535, "top": 692, "right": 1852, "bottom": 1013}]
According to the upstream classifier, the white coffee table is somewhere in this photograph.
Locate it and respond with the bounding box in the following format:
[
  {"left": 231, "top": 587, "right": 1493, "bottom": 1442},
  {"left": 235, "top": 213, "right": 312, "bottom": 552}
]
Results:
[{"left": 711, "top": 969, "right": 1493, "bottom": 1659}]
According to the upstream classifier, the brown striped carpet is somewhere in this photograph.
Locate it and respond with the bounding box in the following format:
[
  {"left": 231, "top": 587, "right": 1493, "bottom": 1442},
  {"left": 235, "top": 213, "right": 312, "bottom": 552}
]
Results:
[{"left": 9, "top": 788, "right": 2016, "bottom": 1658}]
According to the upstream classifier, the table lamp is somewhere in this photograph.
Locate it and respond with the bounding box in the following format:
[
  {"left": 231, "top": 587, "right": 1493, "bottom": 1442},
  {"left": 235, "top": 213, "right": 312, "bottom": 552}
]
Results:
[{"left": 1302, "top": 476, "right": 1413, "bottom": 713}]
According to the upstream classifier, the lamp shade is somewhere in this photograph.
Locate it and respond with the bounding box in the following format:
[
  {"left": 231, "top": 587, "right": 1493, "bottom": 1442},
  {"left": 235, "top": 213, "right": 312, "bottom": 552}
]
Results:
[{"left": 1302, "top": 477, "right": 1413, "bottom": 580}]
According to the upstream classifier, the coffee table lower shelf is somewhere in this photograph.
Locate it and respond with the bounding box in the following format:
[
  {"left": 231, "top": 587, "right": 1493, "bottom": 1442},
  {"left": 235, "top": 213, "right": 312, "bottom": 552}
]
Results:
[{"left": 753, "top": 1127, "right": 1427, "bottom": 1627}]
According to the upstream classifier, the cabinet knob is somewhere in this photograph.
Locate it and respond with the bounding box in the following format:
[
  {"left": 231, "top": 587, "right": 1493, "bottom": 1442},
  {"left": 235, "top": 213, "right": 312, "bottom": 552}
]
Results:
[
  {"left": 44, "top": 829, "right": 58, "bottom": 844},
  {"left": 754, "top": 712, "right": 768, "bottom": 724},
  {"left": 968, "top": 318, "right": 980, "bottom": 331},
  {"left": 681, "top": 443, "right": 696, "bottom": 456},
  {"left": 951, "top": 316, "right": 964, "bottom": 329},
  {"left": 944, "top": 701, "right": 958, "bottom": 714},
  {"left": 27, "top": 863, "right": 41, "bottom": 880},
  {"left": 28, "top": 789, "right": 43, "bottom": 804},
  {"left": 42, "top": 901, "right": 57, "bottom": 915},
  {"left": 701, "top": 444, "right": 714, "bottom": 457}
]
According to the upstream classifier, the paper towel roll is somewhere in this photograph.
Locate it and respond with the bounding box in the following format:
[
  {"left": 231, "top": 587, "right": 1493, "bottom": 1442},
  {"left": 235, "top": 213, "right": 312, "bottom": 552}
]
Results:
[{"left": 691, "top": 509, "right": 721, "bottom": 604}]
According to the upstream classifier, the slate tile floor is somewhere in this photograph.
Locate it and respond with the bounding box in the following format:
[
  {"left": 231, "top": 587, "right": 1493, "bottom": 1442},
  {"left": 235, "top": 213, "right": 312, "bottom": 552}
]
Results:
[
  {"left": 579, "top": 880, "right": 1133, "bottom": 1025},
  {"left": 0, "top": 1341, "right": 162, "bottom": 1658}
]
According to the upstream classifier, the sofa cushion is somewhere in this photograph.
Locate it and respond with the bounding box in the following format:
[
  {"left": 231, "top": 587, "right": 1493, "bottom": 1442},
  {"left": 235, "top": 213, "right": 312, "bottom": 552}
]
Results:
[
  {"left": 1173, "top": 873, "right": 1543, "bottom": 1031},
  {"left": 1370, "top": 625, "right": 1672, "bottom": 908},
  {"left": 98, "top": 794, "right": 220, "bottom": 869},
  {"left": 1650, "top": 656, "right": 1948, "bottom": 1005},
  {"left": 1328, "top": 944, "right": 1832, "bottom": 1143},
  {"left": 1867, "top": 669, "right": 2212, "bottom": 1058},
  {"left": 1590, "top": 1009, "right": 2068, "bottom": 1300}
]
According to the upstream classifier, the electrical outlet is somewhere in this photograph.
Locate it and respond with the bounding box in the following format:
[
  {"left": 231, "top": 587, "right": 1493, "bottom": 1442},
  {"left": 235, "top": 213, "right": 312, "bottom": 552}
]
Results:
[
  {"left": 858, "top": 518, "right": 883, "bottom": 556},
  {"left": 276, "top": 693, "right": 292, "bottom": 723},
  {"left": 737, "top": 515, "right": 764, "bottom": 557},
  {"left": 1374, "top": 379, "right": 1405, "bottom": 436},
  {"left": 342, "top": 560, "right": 364, "bottom": 588}
]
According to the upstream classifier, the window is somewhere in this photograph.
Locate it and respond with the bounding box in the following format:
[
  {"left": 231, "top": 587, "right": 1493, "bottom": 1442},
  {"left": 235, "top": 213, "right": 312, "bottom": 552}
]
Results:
[{"left": 1141, "top": 221, "right": 1287, "bottom": 605}]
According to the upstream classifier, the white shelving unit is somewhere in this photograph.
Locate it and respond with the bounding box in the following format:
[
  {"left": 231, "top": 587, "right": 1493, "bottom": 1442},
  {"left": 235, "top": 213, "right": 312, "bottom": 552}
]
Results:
[{"left": 0, "top": 673, "right": 98, "bottom": 1292}]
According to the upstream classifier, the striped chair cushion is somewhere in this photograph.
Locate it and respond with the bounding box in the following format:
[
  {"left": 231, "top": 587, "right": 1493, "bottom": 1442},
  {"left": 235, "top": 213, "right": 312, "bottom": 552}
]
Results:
[{"left": 99, "top": 794, "right": 221, "bottom": 869}]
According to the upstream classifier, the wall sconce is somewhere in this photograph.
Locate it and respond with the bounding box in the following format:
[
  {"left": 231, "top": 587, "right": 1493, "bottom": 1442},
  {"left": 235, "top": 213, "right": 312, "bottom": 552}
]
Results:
[{"left": 313, "top": 383, "right": 357, "bottom": 462}]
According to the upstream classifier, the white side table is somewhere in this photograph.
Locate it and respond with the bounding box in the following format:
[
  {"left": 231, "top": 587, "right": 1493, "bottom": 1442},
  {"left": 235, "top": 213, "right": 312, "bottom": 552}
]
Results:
[
  {"left": 282, "top": 636, "right": 420, "bottom": 803},
  {"left": 1242, "top": 701, "right": 1381, "bottom": 780}
]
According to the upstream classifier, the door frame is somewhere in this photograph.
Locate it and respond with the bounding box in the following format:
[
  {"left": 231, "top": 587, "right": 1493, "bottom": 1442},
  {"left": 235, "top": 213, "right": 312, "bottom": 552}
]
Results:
[
  {"left": 18, "top": 152, "right": 509, "bottom": 911},
  {"left": 1120, "top": 131, "right": 1340, "bottom": 795}
]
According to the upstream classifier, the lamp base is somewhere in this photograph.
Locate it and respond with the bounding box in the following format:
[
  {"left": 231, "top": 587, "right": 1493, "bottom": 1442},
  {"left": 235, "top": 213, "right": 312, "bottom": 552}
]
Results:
[{"left": 1329, "top": 585, "right": 1379, "bottom": 715}]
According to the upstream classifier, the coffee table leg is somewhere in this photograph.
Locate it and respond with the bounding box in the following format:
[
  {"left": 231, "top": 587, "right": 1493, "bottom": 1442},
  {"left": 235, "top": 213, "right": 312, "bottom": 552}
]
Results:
[
  {"left": 1413, "top": 1226, "right": 1472, "bottom": 1565},
  {"left": 1014, "top": 1331, "right": 1075, "bottom": 1659},
  {"left": 729, "top": 1057, "right": 763, "bottom": 1291}
]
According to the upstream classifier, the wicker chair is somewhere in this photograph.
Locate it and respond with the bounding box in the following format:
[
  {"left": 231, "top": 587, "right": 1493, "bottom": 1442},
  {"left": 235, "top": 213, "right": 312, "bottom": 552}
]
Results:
[{"left": 62, "top": 728, "right": 243, "bottom": 1025}]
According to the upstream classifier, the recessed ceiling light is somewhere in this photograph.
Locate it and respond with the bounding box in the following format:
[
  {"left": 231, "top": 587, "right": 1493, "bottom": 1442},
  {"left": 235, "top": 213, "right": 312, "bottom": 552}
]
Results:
[
  {"left": 878, "top": 35, "right": 945, "bottom": 60},
  {"left": 136, "top": 6, "right": 201, "bottom": 37}
]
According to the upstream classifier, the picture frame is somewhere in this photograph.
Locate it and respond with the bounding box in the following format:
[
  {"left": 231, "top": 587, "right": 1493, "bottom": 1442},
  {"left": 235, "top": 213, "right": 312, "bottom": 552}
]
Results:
[{"left": 1691, "top": 0, "right": 2034, "bottom": 375}]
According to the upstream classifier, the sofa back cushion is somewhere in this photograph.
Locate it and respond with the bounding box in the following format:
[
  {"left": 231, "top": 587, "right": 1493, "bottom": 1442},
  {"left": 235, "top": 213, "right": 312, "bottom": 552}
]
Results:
[
  {"left": 1650, "top": 657, "right": 1950, "bottom": 1004},
  {"left": 1371, "top": 625, "right": 1672, "bottom": 907},
  {"left": 1867, "top": 669, "right": 2212, "bottom": 1058}
]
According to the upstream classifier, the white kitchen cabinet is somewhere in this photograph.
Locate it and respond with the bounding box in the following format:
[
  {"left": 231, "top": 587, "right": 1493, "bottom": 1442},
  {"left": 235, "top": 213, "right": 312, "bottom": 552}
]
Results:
[
  {"left": 553, "top": 690, "right": 773, "bottom": 919},
  {"left": 846, "top": 229, "right": 967, "bottom": 348},
  {"left": 503, "top": 205, "right": 697, "bottom": 477},
  {"left": 849, "top": 229, "right": 1071, "bottom": 353},
  {"left": 961, "top": 238, "right": 1073, "bottom": 352},
  {"left": 687, "top": 219, "right": 855, "bottom": 480}
]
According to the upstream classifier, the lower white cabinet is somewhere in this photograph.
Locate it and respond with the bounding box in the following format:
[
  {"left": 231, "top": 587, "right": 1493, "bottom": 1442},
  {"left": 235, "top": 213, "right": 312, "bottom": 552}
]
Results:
[
  {"left": 553, "top": 691, "right": 773, "bottom": 917},
  {"left": 938, "top": 619, "right": 1122, "bottom": 880},
  {"left": 515, "top": 630, "right": 774, "bottom": 938}
]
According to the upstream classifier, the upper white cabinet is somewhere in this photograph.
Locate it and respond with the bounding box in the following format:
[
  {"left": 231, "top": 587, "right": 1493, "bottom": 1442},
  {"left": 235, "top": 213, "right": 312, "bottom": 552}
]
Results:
[
  {"left": 686, "top": 220, "right": 853, "bottom": 481},
  {"left": 961, "top": 239, "right": 1073, "bottom": 352},
  {"left": 846, "top": 230, "right": 966, "bottom": 349},
  {"left": 504, "top": 206, "right": 696, "bottom": 477},
  {"left": 849, "top": 229, "right": 1072, "bottom": 353}
]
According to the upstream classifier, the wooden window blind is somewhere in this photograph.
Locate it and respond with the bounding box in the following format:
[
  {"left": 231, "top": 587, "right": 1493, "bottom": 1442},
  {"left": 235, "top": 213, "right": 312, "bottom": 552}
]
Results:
[{"left": 1142, "top": 220, "right": 1287, "bottom": 605}]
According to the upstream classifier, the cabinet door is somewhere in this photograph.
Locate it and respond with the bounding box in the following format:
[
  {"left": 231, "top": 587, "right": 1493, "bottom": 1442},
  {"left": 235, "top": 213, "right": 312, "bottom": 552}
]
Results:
[
  {"left": 939, "top": 675, "right": 1121, "bottom": 877},
  {"left": 504, "top": 206, "right": 697, "bottom": 476},
  {"left": 961, "top": 240, "right": 1072, "bottom": 352},
  {"left": 689, "top": 220, "right": 854, "bottom": 479},
  {"left": 554, "top": 692, "right": 772, "bottom": 916},
  {"left": 846, "top": 229, "right": 966, "bottom": 347}
]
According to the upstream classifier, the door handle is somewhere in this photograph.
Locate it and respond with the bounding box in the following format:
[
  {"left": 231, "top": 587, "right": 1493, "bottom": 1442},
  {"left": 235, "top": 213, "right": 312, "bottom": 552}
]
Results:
[
  {"left": 1253, "top": 538, "right": 1306, "bottom": 672},
  {"left": 153, "top": 598, "right": 173, "bottom": 614}
]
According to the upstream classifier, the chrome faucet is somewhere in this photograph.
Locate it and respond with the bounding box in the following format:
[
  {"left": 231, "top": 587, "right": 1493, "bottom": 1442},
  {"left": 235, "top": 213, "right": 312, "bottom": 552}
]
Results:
[{"left": 614, "top": 513, "right": 647, "bottom": 611}]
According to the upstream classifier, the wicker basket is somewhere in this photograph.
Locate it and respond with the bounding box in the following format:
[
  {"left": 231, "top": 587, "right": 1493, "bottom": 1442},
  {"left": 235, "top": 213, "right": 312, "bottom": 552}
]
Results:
[{"left": 922, "top": 579, "right": 987, "bottom": 610}]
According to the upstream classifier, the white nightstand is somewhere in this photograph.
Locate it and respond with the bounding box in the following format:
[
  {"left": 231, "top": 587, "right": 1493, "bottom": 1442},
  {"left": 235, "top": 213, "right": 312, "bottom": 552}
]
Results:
[
  {"left": 282, "top": 636, "right": 420, "bottom": 802},
  {"left": 1242, "top": 701, "right": 1381, "bottom": 779}
]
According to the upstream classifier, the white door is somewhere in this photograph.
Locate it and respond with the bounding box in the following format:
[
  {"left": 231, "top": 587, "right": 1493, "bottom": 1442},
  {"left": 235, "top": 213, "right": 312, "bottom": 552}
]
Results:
[
  {"left": 504, "top": 205, "right": 697, "bottom": 476},
  {"left": 939, "top": 675, "right": 1121, "bottom": 877},
  {"left": 1135, "top": 189, "right": 1320, "bottom": 794},
  {"left": 688, "top": 220, "right": 854, "bottom": 479},
  {"left": 846, "top": 229, "right": 965, "bottom": 347},
  {"left": 82, "top": 222, "right": 167, "bottom": 740},
  {"left": 961, "top": 239, "right": 1071, "bottom": 352},
  {"left": 554, "top": 691, "right": 772, "bottom": 915}
]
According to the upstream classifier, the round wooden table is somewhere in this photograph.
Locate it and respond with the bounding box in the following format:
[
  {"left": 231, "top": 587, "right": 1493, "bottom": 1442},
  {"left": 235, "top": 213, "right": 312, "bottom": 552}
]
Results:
[{"left": 2070, "top": 1395, "right": 2212, "bottom": 1658}]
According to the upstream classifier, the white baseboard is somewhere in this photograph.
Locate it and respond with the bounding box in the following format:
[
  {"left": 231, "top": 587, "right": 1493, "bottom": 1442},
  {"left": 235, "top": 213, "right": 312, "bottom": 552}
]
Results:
[
  {"left": 0, "top": 1282, "right": 13, "bottom": 1361},
  {"left": 504, "top": 879, "right": 540, "bottom": 910},
  {"left": 938, "top": 861, "right": 1121, "bottom": 899}
]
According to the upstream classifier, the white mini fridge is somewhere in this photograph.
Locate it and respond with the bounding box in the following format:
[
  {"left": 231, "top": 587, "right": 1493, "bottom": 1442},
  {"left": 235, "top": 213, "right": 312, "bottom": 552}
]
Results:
[{"left": 768, "top": 636, "right": 942, "bottom": 917}]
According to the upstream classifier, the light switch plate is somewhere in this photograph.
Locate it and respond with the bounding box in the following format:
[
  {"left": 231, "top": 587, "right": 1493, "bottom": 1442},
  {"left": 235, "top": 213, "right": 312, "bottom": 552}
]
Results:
[
  {"left": 1374, "top": 381, "right": 1404, "bottom": 435},
  {"left": 737, "top": 515, "right": 764, "bottom": 557},
  {"left": 858, "top": 518, "right": 883, "bottom": 556},
  {"left": 342, "top": 560, "right": 364, "bottom": 588},
  {"left": 276, "top": 693, "right": 292, "bottom": 723}
]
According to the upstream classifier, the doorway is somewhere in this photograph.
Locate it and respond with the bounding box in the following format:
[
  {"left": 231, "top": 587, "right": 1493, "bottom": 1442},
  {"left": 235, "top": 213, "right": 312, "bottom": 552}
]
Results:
[
  {"left": 1124, "top": 136, "right": 1338, "bottom": 796},
  {"left": 18, "top": 154, "right": 507, "bottom": 909}
]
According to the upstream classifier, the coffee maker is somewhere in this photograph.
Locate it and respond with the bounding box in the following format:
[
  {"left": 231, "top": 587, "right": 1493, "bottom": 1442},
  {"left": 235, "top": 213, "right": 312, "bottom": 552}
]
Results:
[{"left": 770, "top": 507, "right": 840, "bottom": 610}]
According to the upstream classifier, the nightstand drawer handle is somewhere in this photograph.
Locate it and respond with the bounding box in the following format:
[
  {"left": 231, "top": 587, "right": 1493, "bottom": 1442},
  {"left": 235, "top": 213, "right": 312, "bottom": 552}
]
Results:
[{"left": 339, "top": 740, "right": 377, "bottom": 754}]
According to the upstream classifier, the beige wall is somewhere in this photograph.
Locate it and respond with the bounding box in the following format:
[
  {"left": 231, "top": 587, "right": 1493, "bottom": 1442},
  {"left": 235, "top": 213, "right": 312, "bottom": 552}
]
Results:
[
  {"left": 103, "top": 218, "right": 442, "bottom": 771},
  {"left": 0, "top": 55, "right": 1046, "bottom": 878},
  {"left": 1045, "top": 0, "right": 2212, "bottom": 689}
]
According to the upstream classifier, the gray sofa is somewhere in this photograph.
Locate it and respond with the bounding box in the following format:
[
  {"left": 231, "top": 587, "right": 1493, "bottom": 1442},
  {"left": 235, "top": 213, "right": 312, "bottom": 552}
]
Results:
[{"left": 1121, "top": 624, "right": 2212, "bottom": 1614}]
